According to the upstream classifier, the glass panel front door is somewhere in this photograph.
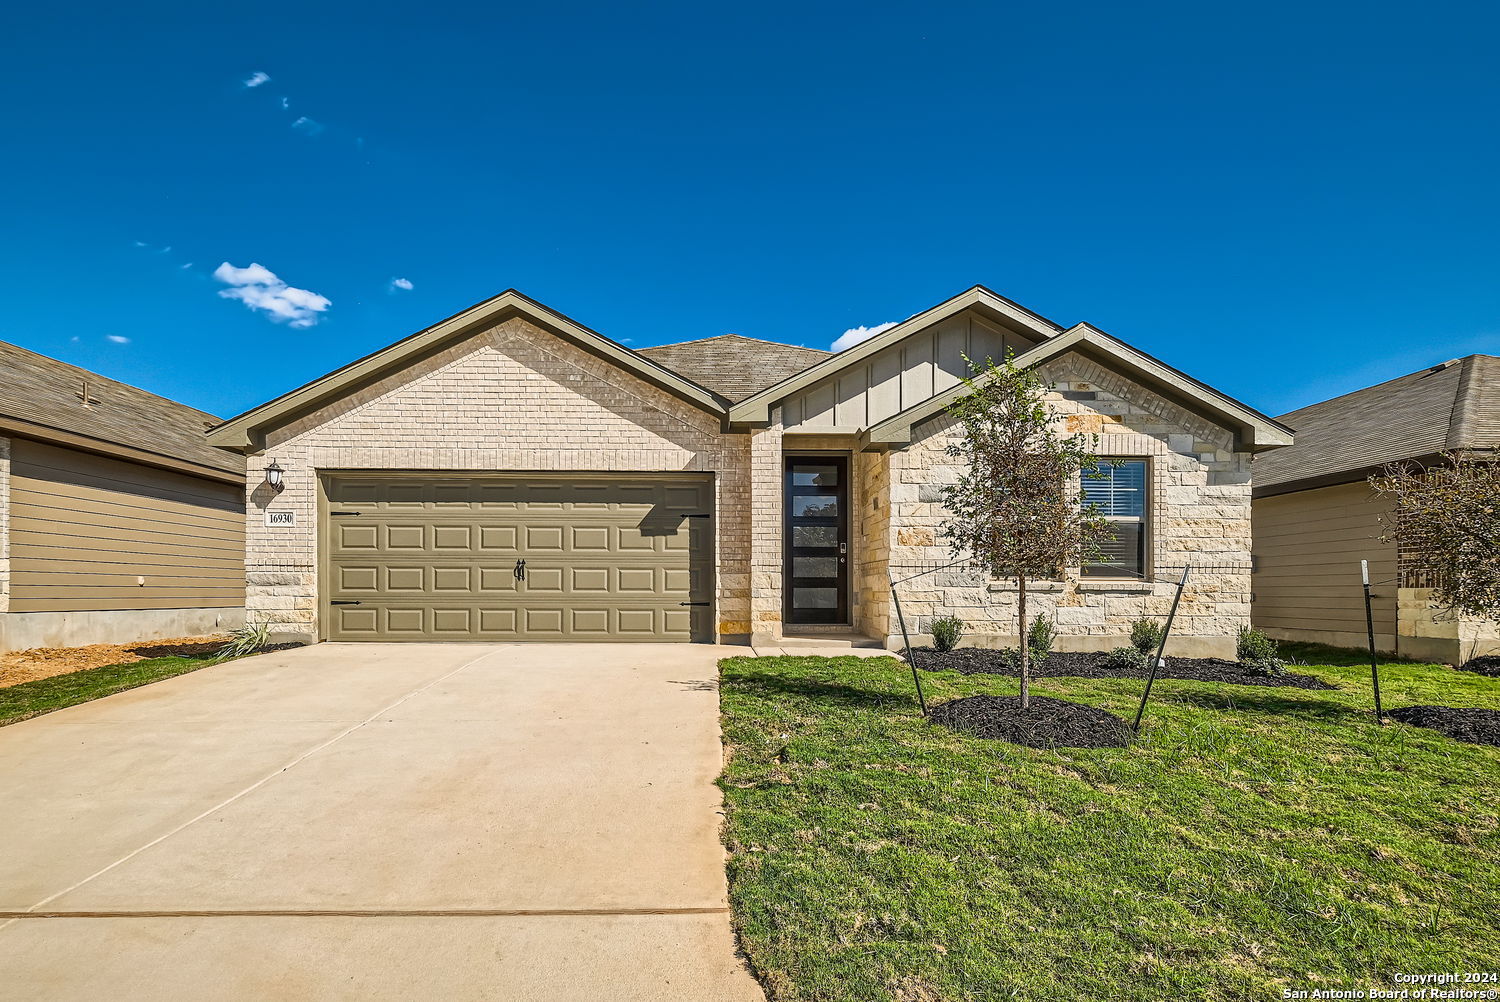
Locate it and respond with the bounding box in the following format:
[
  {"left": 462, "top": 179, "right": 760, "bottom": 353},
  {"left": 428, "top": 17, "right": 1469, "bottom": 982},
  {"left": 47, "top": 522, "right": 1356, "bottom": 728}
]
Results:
[{"left": 784, "top": 456, "right": 848, "bottom": 625}]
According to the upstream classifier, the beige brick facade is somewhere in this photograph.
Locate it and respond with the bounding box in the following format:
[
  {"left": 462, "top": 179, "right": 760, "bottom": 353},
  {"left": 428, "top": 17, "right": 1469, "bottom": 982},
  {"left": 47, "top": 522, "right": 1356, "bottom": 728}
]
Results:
[
  {"left": 246, "top": 318, "right": 753, "bottom": 642},
  {"left": 874, "top": 356, "right": 1253, "bottom": 657}
]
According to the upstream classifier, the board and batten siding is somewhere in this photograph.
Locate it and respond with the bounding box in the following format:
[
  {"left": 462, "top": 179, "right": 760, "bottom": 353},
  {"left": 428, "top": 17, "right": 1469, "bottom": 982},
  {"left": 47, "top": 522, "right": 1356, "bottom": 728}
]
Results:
[
  {"left": 1251, "top": 482, "right": 1397, "bottom": 650},
  {"left": 7, "top": 439, "right": 245, "bottom": 613},
  {"left": 781, "top": 312, "right": 1033, "bottom": 432}
]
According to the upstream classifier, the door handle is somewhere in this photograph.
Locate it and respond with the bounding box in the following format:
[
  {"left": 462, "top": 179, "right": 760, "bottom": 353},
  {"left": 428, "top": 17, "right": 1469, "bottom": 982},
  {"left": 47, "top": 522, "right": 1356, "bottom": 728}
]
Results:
[{"left": 513, "top": 559, "right": 526, "bottom": 582}]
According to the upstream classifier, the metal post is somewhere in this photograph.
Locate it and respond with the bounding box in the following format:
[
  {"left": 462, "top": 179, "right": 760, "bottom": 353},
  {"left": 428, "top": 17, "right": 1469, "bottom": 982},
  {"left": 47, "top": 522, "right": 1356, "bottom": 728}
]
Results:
[
  {"left": 889, "top": 571, "right": 928, "bottom": 716},
  {"left": 1362, "top": 560, "right": 1385, "bottom": 724},
  {"left": 1132, "top": 564, "right": 1191, "bottom": 732}
]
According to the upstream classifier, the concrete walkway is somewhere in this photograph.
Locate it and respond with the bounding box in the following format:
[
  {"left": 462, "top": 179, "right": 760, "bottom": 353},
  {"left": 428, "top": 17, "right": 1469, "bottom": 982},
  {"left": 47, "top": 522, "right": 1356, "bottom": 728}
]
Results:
[{"left": 0, "top": 643, "right": 765, "bottom": 1001}]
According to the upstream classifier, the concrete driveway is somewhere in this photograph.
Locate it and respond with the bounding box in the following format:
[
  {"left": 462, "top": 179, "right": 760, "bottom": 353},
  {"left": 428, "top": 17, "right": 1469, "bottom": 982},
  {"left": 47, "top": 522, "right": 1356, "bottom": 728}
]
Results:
[{"left": 0, "top": 643, "right": 764, "bottom": 1001}]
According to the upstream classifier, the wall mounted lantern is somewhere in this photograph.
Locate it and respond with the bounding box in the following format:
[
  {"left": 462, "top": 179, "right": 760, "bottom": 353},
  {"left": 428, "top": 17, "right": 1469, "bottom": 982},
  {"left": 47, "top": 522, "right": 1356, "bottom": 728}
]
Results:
[{"left": 265, "top": 460, "right": 286, "bottom": 493}]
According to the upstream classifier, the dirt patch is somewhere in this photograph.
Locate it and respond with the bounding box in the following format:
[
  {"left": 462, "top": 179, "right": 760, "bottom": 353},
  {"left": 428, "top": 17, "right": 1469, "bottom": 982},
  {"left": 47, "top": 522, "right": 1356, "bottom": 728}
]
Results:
[
  {"left": 913, "top": 648, "right": 1336, "bottom": 690},
  {"left": 1457, "top": 655, "right": 1500, "bottom": 678},
  {"left": 929, "top": 694, "right": 1133, "bottom": 748},
  {"left": 1389, "top": 705, "right": 1500, "bottom": 747},
  {"left": 0, "top": 636, "right": 228, "bottom": 689}
]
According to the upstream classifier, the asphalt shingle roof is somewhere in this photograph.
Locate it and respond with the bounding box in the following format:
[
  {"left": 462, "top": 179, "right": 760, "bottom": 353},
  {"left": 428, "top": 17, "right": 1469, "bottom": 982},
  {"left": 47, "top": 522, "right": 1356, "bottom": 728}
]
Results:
[
  {"left": 0, "top": 340, "right": 244, "bottom": 478},
  {"left": 1253, "top": 354, "right": 1500, "bottom": 492},
  {"left": 637, "top": 334, "right": 832, "bottom": 403}
]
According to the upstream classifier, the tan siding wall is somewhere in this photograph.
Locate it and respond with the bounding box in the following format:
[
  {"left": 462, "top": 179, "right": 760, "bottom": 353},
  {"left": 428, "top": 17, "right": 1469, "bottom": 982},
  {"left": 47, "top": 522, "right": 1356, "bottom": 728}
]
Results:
[
  {"left": 1251, "top": 482, "right": 1397, "bottom": 649},
  {"left": 8, "top": 439, "right": 245, "bottom": 613}
]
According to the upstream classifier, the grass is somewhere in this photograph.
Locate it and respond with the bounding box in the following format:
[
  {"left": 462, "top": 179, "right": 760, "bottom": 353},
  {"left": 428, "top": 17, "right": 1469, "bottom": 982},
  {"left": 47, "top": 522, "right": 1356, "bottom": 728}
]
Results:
[
  {"left": 0, "top": 651, "right": 231, "bottom": 727},
  {"left": 718, "top": 649, "right": 1500, "bottom": 1002}
]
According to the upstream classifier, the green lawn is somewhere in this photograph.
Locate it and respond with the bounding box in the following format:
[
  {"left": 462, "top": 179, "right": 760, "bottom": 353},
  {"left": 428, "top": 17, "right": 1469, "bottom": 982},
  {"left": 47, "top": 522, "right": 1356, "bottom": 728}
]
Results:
[
  {"left": 718, "top": 648, "right": 1500, "bottom": 1002},
  {"left": 0, "top": 651, "right": 230, "bottom": 727}
]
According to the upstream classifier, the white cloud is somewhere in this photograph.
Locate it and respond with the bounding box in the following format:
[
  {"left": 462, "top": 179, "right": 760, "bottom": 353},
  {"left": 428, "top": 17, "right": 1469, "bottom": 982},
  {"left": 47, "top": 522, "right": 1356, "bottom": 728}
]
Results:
[
  {"left": 389, "top": 277, "right": 413, "bottom": 292},
  {"left": 214, "top": 261, "right": 331, "bottom": 329},
  {"left": 106, "top": 334, "right": 131, "bottom": 344},
  {"left": 280, "top": 96, "right": 290, "bottom": 109},
  {"left": 831, "top": 321, "right": 898, "bottom": 352},
  {"left": 291, "top": 116, "right": 325, "bottom": 136},
  {"left": 243, "top": 71, "right": 271, "bottom": 88}
]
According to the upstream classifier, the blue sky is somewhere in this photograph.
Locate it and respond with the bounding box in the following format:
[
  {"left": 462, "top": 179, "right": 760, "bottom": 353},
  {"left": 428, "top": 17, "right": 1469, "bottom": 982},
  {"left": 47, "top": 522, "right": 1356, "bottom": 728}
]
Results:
[{"left": 4, "top": 1, "right": 1496, "bottom": 420}]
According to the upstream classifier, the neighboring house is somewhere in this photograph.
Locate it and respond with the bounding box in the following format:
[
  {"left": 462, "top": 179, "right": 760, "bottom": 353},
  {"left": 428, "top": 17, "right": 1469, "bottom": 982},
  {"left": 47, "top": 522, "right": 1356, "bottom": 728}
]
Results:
[
  {"left": 0, "top": 342, "right": 247, "bottom": 651},
  {"left": 207, "top": 287, "right": 1291, "bottom": 656},
  {"left": 1252, "top": 355, "right": 1500, "bottom": 663}
]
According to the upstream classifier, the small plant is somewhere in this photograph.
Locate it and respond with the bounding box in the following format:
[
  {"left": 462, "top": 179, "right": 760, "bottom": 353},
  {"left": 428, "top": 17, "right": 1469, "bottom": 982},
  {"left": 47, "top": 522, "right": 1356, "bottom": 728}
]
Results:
[
  {"left": 217, "top": 621, "right": 271, "bottom": 661},
  {"left": 1236, "top": 626, "right": 1286, "bottom": 677},
  {"left": 931, "top": 616, "right": 965, "bottom": 653},
  {"left": 1027, "top": 614, "right": 1056, "bottom": 668},
  {"left": 1129, "top": 617, "right": 1164, "bottom": 655},
  {"left": 1103, "top": 646, "right": 1149, "bottom": 671}
]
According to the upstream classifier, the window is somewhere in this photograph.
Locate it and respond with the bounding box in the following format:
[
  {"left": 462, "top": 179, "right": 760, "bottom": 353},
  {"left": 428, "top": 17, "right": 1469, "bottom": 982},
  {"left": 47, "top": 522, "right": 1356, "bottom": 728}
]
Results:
[{"left": 1082, "top": 460, "right": 1147, "bottom": 578}]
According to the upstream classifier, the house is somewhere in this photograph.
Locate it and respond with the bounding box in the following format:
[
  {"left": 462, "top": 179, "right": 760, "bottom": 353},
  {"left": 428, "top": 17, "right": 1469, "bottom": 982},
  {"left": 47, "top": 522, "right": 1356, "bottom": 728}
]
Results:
[
  {"left": 1252, "top": 355, "right": 1500, "bottom": 663},
  {"left": 0, "top": 342, "right": 246, "bottom": 651},
  {"left": 206, "top": 287, "right": 1291, "bottom": 655}
]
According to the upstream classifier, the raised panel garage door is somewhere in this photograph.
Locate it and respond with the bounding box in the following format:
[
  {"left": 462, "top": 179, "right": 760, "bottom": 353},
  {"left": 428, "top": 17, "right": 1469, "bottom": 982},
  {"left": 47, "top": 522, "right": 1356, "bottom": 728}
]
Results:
[{"left": 324, "top": 476, "right": 713, "bottom": 641}]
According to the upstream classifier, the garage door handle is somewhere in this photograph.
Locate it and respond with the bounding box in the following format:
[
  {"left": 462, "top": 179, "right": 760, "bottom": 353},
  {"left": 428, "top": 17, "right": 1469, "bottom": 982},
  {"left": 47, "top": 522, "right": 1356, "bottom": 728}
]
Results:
[
  {"left": 680, "top": 601, "right": 710, "bottom": 607},
  {"left": 513, "top": 559, "right": 526, "bottom": 582},
  {"left": 331, "top": 600, "right": 362, "bottom": 605}
]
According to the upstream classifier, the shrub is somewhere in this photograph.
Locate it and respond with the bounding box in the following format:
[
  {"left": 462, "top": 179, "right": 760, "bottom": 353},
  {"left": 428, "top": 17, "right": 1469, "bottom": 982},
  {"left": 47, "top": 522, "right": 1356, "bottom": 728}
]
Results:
[
  {"left": 1129, "top": 617, "right": 1164, "bottom": 655},
  {"left": 1236, "top": 626, "right": 1286, "bottom": 676},
  {"left": 217, "top": 622, "right": 271, "bottom": 661},
  {"left": 1236, "top": 626, "right": 1278, "bottom": 662},
  {"left": 1103, "top": 646, "right": 1149, "bottom": 671},
  {"left": 1027, "top": 614, "right": 1056, "bottom": 666},
  {"left": 931, "top": 616, "right": 965, "bottom": 653}
]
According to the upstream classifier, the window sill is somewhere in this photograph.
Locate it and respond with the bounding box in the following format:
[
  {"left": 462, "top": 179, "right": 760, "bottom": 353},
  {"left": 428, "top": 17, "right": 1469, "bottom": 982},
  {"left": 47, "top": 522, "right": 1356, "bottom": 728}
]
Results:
[{"left": 1076, "top": 579, "right": 1154, "bottom": 593}]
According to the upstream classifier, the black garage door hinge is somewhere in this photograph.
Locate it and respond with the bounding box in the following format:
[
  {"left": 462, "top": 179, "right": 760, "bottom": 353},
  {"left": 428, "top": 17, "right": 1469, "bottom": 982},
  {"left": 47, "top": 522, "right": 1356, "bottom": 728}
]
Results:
[
  {"left": 330, "top": 600, "right": 362, "bottom": 605},
  {"left": 331, "top": 511, "right": 362, "bottom": 516},
  {"left": 684, "top": 513, "right": 712, "bottom": 519},
  {"left": 679, "top": 601, "right": 710, "bottom": 607}
]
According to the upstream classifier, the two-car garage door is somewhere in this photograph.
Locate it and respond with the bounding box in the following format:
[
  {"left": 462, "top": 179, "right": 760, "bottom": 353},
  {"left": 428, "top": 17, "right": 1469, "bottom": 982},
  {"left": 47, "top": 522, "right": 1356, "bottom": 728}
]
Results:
[{"left": 324, "top": 475, "right": 713, "bottom": 642}]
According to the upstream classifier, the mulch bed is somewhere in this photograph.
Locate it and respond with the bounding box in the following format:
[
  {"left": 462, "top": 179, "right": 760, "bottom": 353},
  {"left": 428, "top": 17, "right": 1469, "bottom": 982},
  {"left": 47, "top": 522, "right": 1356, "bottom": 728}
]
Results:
[
  {"left": 1458, "top": 656, "right": 1500, "bottom": 678},
  {"left": 913, "top": 648, "right": 1336, "bottom": 690},
  {"left": 929, "top": 694, "right": 1133, "bottom": 748},
  {"left": 1389, "top": 705, "right": 1500, "bottom": 747}
]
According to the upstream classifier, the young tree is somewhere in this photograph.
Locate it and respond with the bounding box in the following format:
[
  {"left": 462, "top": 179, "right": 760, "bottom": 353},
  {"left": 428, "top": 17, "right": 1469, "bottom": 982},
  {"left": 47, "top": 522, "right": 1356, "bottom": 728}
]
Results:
[
  {"left": 940, "top": 356, "right": 1111, "bottom": 709},
  {"left": 1370, "top": 453, "right": 1500, "bottom": 630}
]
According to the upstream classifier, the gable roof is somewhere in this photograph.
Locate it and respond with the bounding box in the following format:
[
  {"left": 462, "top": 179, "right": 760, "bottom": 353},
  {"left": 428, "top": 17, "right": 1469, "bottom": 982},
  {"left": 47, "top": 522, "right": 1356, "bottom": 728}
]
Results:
[
  {"left": 861, "top": 324, "right": 1294, "bottom": 453},
  {"left": 728, "top": 286, "right": 1064, "bottom": 422},
  {"left": 208, "top": 290, "right": 730, "bottom": 450},
  {"left": 0, "top": 340, "right": 243, "bottom": 482},
  {"left": 1253, "top": 354, "right": 1500, "bottom": 496},
  {"left": 636, "top": 335, "right": 832, "bottom": 402}
]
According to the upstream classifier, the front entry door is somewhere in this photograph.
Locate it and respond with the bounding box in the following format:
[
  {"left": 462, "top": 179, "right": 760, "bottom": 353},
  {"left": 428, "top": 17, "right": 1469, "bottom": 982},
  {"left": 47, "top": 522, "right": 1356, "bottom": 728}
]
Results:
[{"left": 784, "top": 457, "right": 848, "bottom": 625}]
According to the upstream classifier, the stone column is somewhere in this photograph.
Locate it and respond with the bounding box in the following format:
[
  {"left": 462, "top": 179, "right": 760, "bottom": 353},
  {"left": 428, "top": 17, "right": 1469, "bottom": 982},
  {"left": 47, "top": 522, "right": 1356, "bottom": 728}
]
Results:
[{"left": 749, "top": 409, "right": 784, "bottom": 646}]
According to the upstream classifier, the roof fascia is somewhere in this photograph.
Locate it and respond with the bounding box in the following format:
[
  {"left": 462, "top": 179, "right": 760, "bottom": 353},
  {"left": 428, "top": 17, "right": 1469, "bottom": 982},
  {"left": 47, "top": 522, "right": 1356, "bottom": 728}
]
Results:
[
  {"left": 861, "top": 325, "right": 1295, "bottom": 452},
  {"left": 727, "top": 286, "right": 1063, "bottom": 424},
  {"left": 1, "top": 418, "right": 245, "bottom": 484},
  {"left": 208, "top": 291, "right": 729, "bottom": 451}
]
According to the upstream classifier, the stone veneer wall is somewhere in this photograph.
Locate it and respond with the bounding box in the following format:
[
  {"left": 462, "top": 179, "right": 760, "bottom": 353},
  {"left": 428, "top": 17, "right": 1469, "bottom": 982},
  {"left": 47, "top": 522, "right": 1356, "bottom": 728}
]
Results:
[
  {"left": 245, "top": 318, "right": 752, "bottom": 643},
  {"left": 748, "top": 410, "right": 784, "bottom": 645},
  {"left": 877, "top": 356, "right": 1254, "bottom": 658},
  {"left": 854, "top": 450, "right": 891, "bottom": 639},
  {"left": 1397, "top": 587, "right": 1500, "bottom": 664}
]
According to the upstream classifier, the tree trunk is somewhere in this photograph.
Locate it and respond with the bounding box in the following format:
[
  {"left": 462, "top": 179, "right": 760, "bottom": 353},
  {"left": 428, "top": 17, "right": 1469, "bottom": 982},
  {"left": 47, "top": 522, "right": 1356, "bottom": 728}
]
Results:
[{"left": 1018, "top": 575, "right": 1030, "bottom": 711}]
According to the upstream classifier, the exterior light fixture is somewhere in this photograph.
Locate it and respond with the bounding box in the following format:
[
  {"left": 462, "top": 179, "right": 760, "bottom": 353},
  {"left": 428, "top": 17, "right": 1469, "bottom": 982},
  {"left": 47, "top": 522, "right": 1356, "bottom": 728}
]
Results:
[{"left": 265, "top": 460, "right": 285, "bottom": 493}]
